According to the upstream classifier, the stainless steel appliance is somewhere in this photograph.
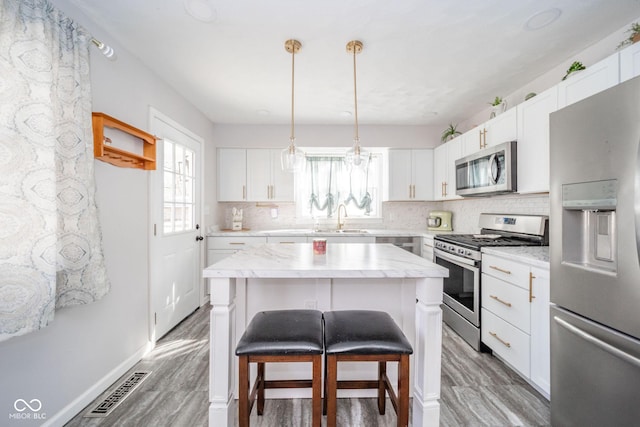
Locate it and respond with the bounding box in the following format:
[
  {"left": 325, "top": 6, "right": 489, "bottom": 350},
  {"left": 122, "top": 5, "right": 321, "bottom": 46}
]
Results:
[
  {"left": 550, "top": 76, "right": 640, "bottom": 426},
  {"left": 455, "top": 141, "right": 517, "bottom": 197},
  {"left": 375, "top": 236, "right": 421, "bottom": 255},
  {"left": 434, "top": 213, "right": 548, "bottom": 350},
  {"left": 427, "top": 210, "right": 453, "bottom": 231}
]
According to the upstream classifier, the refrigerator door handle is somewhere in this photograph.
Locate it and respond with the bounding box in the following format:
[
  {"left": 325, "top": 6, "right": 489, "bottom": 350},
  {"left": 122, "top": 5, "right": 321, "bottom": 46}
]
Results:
[
  {"left": 636, "top": 137, "right": 640, "bottom": 265},
  {"left": 554, "top": 316, "right": 640, "bottom": 369}
]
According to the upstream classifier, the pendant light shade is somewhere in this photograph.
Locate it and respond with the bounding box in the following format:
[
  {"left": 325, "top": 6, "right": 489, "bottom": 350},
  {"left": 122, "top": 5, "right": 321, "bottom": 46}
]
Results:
[
  {"left": 281, "top": 39, "right": 305, "bottom": 172},
  {"left": 344, "top": 40, "right": 369, "bottom": 169}
]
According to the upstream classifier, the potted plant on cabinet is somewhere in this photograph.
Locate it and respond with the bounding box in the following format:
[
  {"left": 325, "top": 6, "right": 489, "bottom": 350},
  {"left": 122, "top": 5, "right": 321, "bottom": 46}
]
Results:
[
  {"left": 617, "top": 22, "right": 640, "bottom": 49},
  {"left": 489, "top": 96, "right": 506, "bottom": 118},
  {"left": 562, "top": 61, "right": 586, "bottom": 80},
  {"left": 441, "top": 123, "right": 462, "bottom": 143}
]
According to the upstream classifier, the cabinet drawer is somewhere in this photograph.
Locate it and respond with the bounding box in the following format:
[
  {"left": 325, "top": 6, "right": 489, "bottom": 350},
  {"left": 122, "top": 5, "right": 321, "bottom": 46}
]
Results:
[
  {"left": 482, "top": 254, "right": 530, "bottom": 288},
  {"left": 207, "top": 236, "right": 267, "bottom": 250},
  {"left": 482, "top": 309, "right": 530, "bottom": 377},
  {"left": 266, "top": 236, "right": 308, "bottom": 244},
  {"left": 481, "top": 274, "right": 530, "bottom": 333}
]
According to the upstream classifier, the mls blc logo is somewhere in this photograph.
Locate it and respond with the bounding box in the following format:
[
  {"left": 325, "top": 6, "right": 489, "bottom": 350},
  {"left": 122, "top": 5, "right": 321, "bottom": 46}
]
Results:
[{"left": 9, "top": 399, "right": 46, "bottom": 421}]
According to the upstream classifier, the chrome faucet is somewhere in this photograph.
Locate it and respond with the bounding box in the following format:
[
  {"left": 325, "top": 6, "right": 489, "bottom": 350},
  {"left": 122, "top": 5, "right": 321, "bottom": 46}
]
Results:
[{"left": 337, "top": 204, "right": 348, "bottom": 230}]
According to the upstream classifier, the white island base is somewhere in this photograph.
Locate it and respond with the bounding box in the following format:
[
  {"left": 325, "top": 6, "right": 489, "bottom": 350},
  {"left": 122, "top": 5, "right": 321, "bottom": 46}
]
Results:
[{"left": 203, "top": 243, "right": 448, "bottom": 427}]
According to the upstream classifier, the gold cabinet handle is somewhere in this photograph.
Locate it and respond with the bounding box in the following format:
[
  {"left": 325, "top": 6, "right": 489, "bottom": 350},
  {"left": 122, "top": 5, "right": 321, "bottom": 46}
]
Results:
[
  {"left": 490, "top": 332, "right": 511, "bottom": 348},
  {"left": 229, "top": 242, "right": 246, "bottom": 245},
  {"left": 242, "top": 185, "right": 246, "bottom": 200},
  {"left": 489, "top": 265, "right": 511, "bottom": 275},
  {"left": 479, "top": 128, "right": 483, "bottom": 149},
  {"left": 529, "top": 271, "right": 536, "bottom": 303},
  {"left": 443, "top": 181, "right": 448, "bottom": 197},
  {"left": 490, "top": 294, "right": 512, "bottom": 307}
]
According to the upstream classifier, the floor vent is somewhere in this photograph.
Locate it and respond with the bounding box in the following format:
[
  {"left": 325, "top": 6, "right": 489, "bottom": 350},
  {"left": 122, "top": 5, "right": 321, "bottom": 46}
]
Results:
[{"left": 84, "top": 371, "right": 152, "bottom": 418}]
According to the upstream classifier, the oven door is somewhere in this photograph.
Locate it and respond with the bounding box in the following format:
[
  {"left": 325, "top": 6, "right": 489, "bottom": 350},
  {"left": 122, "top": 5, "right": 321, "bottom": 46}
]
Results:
[{"left": 434, "top": 248, "right": 480, "bottom": 326}]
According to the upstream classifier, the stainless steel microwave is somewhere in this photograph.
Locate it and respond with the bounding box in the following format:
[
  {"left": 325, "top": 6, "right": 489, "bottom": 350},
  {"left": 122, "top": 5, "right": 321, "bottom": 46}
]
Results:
[{"left": 455, "top": 141, "right": 517, "bottom": 197}]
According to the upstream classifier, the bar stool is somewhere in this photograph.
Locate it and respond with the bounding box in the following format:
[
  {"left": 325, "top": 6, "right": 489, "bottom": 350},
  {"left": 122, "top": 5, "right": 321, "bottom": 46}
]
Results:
[
  {"left": 235, "top": 309, "right": 324, "bottom": 427},
  {"left": 323, "top": 310, "right": 413, "bottom": 427}
]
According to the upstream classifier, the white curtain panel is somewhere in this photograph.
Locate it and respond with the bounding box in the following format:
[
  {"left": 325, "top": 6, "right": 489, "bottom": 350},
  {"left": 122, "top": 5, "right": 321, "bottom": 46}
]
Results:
[{"left": 0, "top": 0, "right": 109, "bottom": 341}]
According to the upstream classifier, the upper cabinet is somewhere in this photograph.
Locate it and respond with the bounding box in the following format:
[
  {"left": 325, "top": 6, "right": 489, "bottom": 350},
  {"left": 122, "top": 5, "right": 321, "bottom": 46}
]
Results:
[
  {"left": 516, "top": 86, "right": 558, "bottom": 194},
  {"left": 218, "top": 148, "right": 247, "bottom": 201},
  {"left": 246, "top": 149, "right": 294, "bottom": 202},
  {"left": 462, "top": 108, "right": 517, "bottom": 157},
  {"left": 218, "top": 148, "right": 294, "bottom": 202},
  {"left": 387, "top": 149, "right": 434, "bottom": 201},
  {"left": 620, "top": 41, "right": 640, "bottom": 82},
  {"left": 433, "top": 137, "right": 461, "bottom": 201},
  {"left": 557, "top": 54, "right": 619, "bottom": 109}
]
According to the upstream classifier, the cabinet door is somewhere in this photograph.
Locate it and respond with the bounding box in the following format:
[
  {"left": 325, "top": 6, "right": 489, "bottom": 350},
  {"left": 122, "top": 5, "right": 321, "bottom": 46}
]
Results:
[
  {"left": 445, "top": 137, "right": 462, "bottom": 200},
  {"left": 557, "top": 54, "right": 620, "bottom": 108},
  {"left": 620, "top": 42, "right": 640, "bottom": 83},
  {"left": 269, "top": 149, "right": 294, "bottom": 201},
  {"left": 461, "top": 126, "right": 483, "bottom": 157},
  {"left": 246, "top": 149, "right": 272, "bottom": 201},
  {"left": 388, "top": 149, "right": 413, "bottom": 200},
  {"left": 530, "top": 266, "right": 550, "bottom": 397},
  {"left": 218, "top": 148, "right": 247, "bottom": 201},
  {"left": 517, "top": 86, "right": 558, "bottom": 194},
  {"left": 412, "top": 149, "right": 434, "bottom": 200},
  {"left": 485, "top": 107, "right": 517, "bottom": 148},
  {"left": 433, "top": 144, "right": 447, "bottom": 201}
]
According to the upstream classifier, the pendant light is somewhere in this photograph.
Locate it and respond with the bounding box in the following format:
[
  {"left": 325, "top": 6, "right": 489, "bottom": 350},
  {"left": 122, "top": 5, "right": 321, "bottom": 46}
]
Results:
[
  {"left": 281, "top": 39, "right": 305, "bottom": 172},
  {"left": 344, "top": 40, "right": 369, "bottom": 169}
]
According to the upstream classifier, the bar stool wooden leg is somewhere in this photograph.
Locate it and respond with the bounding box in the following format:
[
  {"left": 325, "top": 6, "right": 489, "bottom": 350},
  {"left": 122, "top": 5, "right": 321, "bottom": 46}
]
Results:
[
  {"left": 312, "top": 354, "right": 322, "bottom": 427},
  {"left": 257, "top": 362, "right": 265, "bottom": 415},
  {"left": 326, "top": 355, "right": 338, "bottom": 427},
  {"left": 238, "top": 355, "right": 250, "bottom": 427},
  {"left": 378, "top": 361, "right": 386, "bottom": 415},
  {"left": 398, "top": 354, "right": 410, "bottom": 427}
]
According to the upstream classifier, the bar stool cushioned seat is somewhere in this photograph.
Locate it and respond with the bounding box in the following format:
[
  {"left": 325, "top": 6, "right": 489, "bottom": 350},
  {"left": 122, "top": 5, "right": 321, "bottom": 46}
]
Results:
[
  {"left": 323, "top": 310, "right": 413, "bottom": 427},
  {"left": 235, "top": 309, "right": 323, "bottom": 427}
]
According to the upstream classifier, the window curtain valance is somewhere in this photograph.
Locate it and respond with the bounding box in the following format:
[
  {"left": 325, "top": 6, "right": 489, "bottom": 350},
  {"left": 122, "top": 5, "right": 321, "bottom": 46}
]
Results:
[{"left": 0, "top": 0, "right": 109, "bottom": 341}]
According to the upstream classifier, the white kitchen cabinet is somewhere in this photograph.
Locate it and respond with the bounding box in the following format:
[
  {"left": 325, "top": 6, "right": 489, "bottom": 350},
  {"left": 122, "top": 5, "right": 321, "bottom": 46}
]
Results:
[
  {"left": 422, "top": 235, "right": 434, "bottom": 261},
  {"left": 481, "top": 252, "right": 550, "bottom": 398},
  {"left": 557, "top": 53, "right": 620, "bottom": 109},
  {"left": 516, "top": 86, "right": 558, "bottom": 194},
  {"left": 433, "top": 137, "right": 461, "bottom": 201},
  {"left": 461, "top": 108, "right": 517, "bottom": 156},
  {"left": 207, "top": 236, "right": 267, "bottom": 267},
  {"left": 620, "top": 41, "right": 640, "bottom": 82},
  {"left": 218, "top": 148, "right": 247, "bottom": 201},
  {"left": 387, "top": 149, "right": 434, "bottom": 200},
  {"left": 529, "top": 266, "right": 550, "bottom": 398},
  {"left": 246, "top": 149, "right": 294, "bottom": 202},
  {"left": 266, "top": 236, "right": 308, "bottom": 244}
]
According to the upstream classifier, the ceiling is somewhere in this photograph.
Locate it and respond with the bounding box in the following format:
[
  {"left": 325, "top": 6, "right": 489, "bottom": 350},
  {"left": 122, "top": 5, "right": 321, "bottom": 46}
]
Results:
[{"left": 65, "top": 0, "right": 640, "bottom": 126}]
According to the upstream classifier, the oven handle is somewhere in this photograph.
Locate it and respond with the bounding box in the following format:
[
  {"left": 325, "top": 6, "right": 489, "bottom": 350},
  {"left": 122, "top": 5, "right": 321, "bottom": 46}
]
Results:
[{"left": 434, "top": 248, "right": 479, "bottom": 268}]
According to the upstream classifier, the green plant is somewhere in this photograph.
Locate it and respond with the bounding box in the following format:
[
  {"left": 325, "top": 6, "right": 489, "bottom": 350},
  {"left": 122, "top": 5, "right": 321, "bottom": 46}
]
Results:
[
  {"left": 617, "top": 22, "right": 640, "bottom": 49},
  {"left": 562, "top": 61, "right": 586, "bottom": 81},
  {"left": 441, "top": 123, "right": 462, "bottom": 142},
  {"left": 488, "top": 96, "right": 503, "bottom": 106}
]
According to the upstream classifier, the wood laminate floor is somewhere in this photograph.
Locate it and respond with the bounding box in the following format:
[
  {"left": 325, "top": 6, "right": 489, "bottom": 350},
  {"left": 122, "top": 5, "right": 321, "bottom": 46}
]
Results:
[{"left": 66, "top": 306, "right": 550, "bottom": 426}]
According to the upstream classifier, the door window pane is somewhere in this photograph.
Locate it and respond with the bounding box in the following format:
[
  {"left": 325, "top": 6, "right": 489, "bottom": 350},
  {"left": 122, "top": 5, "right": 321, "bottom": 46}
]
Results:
[{"left": 162, "top": 139, "right": 196, "bottom": 234}]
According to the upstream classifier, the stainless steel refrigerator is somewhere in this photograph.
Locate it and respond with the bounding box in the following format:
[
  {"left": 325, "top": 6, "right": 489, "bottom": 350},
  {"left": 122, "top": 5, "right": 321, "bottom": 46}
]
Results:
[{"left": 549, "top": 75, "right": 640, "bottom": 426}]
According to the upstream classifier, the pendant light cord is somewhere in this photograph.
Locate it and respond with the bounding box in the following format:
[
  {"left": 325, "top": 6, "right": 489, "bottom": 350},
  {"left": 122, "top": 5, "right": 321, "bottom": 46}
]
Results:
[
  {"left": 352, "top": 45, "right": 359, "bottom": 144},
  {"left": 290, "top": 45, "right": 296, "bottom": 144}
]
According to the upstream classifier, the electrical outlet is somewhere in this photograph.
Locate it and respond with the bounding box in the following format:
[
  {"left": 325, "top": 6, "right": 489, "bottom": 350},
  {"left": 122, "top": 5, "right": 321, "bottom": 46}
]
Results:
[{"left": 304, "top": 300, "right": 317, "bottom": 309}]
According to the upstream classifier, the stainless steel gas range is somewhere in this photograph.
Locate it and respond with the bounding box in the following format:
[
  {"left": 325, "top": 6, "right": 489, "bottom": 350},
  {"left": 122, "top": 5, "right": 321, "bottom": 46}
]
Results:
[{"left": 434, "top": 213, "right": 548, "bottom": 351}]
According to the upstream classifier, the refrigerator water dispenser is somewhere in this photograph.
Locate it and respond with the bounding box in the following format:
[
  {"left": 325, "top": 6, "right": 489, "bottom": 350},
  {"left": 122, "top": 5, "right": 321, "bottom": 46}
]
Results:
[{"left": 561, "top": 179, "right": 617, "bottom": 274}]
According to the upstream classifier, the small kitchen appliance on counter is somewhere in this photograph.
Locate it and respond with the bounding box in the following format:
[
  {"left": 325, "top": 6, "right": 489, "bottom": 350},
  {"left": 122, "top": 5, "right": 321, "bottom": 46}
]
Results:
[
  {"left": 434, "top": 213, "right": 548, "bottom": 351},
  {"left": 427, "top": 210, "right": 452, "bottom": 231}
]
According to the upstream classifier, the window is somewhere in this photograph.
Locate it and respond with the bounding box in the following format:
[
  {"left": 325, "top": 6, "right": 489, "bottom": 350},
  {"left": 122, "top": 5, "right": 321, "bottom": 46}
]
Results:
[
  {"left": 163, "top": 140, "right": 195, "bottom": 234},
  {"left": 295, "top": 151, "right": 382, "bottom": 220}
]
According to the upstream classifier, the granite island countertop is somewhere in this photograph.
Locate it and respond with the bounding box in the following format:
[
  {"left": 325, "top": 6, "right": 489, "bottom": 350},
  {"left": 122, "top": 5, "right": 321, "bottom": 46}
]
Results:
[
  {"left": 203, "top": 242, "right": 449, "bottom": 279},
  {"left": 481, "top": 246, "right": 550, "bottom": 269}
]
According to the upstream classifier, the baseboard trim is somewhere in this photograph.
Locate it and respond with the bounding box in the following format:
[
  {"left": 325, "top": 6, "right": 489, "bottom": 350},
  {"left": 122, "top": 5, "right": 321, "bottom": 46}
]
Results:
[{"left": 42, "top": 342, "right": 154, "bottom": 427}]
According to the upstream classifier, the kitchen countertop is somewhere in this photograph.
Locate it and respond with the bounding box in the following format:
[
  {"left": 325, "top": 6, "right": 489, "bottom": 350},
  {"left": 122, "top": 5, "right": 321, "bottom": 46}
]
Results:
[
  {"left": 481, "top": 246, "right": 550, "bottom": 268},
  {"left": 204, "top": 242, "right": 448, "bottom": 279},
  {"left": 207, "top": 228, "right": 454, "bottom": 238}
]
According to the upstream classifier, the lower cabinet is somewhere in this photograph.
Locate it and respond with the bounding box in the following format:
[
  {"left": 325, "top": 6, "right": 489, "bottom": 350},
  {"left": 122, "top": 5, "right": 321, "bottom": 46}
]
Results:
[
  {"left": 206, "top": 236, "right": 267, "bottom": 267},
  {"left": 481, "top": 252, "right": 550, "bottom": 398}
]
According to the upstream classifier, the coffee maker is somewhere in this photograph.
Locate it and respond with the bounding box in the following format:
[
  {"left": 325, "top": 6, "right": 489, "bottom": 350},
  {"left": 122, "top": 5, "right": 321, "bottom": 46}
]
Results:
[{"left": 427, "top": 211, "right": 452, "bottom": 231}]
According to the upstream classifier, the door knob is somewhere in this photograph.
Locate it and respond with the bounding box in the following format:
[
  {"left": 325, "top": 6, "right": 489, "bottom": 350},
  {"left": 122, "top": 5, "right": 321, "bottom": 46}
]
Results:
[{"left": 196, "top": 236, "right": 204, "bottom": 241}]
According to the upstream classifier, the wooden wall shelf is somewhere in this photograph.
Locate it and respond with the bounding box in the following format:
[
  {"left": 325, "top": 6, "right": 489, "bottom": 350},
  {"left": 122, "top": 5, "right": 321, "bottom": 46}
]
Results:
[{"left": 92, "top": 112, "right": 157, "bottom": 170}]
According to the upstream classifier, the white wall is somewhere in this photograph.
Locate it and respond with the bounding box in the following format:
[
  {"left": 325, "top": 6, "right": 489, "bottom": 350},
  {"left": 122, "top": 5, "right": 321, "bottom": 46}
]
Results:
[{"left": 0, "top": 2, "right": 216, "bottom": 426}]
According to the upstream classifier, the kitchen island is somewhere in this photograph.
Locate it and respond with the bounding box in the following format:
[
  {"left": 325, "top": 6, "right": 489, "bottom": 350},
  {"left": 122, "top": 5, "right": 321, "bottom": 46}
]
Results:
[{"left": 203, "top": 243, "right": 448, "bottom": 427}]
